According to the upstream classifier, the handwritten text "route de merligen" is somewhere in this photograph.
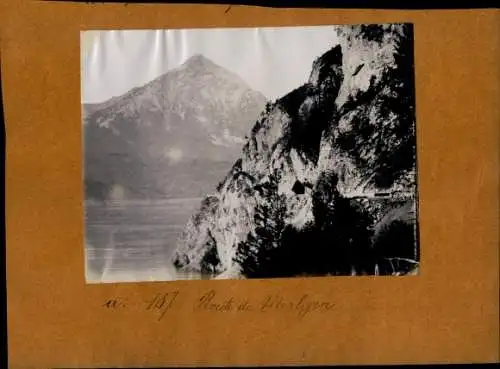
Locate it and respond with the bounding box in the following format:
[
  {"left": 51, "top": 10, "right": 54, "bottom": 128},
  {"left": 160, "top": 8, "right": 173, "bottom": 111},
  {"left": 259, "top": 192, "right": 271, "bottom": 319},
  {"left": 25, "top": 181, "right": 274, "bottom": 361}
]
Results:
[{"left": 195, "top": 290, "right": 335, "bottom": 318}]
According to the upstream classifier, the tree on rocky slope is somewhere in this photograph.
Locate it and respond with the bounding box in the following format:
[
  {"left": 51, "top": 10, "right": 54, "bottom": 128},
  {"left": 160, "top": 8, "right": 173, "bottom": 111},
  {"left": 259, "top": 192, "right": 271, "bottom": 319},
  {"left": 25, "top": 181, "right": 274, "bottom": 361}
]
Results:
[
  {"left": 235, "top": 170, "right": 377, "bottom": 278},
  {"left": 309, "top": 170, "right": 375, "bottom": 275},
  {"left": 233, "top": 172, "right": 288, "bottom": 278},
  {"left": 199, "top": 230, "right": 221, "bottom": 275}
]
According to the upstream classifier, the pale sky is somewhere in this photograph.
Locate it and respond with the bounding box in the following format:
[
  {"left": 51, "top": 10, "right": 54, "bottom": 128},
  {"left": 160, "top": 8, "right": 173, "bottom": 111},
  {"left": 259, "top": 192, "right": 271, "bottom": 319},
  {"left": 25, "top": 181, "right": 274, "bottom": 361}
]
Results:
[{"left": 81, "top": 26, "right": 337, "bottom": 104}]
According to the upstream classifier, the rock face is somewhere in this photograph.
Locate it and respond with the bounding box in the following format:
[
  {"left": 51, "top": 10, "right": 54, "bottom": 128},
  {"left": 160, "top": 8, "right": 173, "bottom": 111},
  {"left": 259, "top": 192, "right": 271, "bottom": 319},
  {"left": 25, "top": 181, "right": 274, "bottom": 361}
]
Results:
[
  {"left": 83, "top": 54, "right": 267, "bottom": 200},
  {"left": 171, "top": 24, "right": 419, "bottom": 278}
]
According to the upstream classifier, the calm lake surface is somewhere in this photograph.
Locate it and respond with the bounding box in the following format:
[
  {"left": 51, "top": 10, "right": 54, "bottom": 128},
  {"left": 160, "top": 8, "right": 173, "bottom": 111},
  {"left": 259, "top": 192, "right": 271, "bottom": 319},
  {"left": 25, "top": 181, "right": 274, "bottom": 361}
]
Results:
[{"left": 84, "top": 198, "right": 203, "bottom": 283}]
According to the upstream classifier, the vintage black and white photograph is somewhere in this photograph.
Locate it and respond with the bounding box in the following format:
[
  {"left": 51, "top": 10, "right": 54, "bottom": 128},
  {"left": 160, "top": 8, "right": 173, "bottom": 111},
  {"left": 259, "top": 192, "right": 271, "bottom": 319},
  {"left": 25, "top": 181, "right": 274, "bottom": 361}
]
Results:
[{"left": 82, "top": 24, "right": 419, "bottom": 283}]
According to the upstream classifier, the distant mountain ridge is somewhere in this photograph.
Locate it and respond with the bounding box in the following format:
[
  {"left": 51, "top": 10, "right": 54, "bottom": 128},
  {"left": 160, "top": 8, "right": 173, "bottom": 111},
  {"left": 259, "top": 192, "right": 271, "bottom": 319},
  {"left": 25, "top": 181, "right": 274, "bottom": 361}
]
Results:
[{"left": 83, "top": 54, "right": 267, "bottom": 200}]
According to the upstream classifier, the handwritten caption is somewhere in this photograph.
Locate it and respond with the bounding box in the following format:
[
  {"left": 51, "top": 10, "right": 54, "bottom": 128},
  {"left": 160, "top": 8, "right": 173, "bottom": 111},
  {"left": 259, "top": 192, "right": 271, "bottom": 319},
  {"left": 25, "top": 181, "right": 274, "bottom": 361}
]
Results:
[{"left": 102, "top": 289, "right": 335, "bottom": 320}]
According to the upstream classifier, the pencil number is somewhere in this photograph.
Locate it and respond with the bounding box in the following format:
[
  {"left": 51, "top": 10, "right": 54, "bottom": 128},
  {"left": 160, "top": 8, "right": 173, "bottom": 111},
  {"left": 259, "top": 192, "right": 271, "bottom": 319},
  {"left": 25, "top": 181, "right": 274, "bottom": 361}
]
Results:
[
  {"left": 145, "top": 291, "right": 180, "bottom": 321},
  {"left": 101, "top": 298, "right": 126, "bottom": 309}
]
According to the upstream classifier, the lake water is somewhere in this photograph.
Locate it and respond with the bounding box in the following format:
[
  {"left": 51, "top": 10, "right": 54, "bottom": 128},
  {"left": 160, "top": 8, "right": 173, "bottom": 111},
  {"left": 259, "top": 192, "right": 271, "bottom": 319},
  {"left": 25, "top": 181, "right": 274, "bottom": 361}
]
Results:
[{"left": 84, "top": 198, "right": 204, "bottom": 283}]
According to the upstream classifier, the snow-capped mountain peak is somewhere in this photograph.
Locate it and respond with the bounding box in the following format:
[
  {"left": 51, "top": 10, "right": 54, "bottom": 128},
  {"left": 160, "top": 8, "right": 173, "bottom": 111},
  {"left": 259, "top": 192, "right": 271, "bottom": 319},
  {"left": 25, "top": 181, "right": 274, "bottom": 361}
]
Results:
[{"left": 83, "top": 55, "right": 267, "bottom": 200}]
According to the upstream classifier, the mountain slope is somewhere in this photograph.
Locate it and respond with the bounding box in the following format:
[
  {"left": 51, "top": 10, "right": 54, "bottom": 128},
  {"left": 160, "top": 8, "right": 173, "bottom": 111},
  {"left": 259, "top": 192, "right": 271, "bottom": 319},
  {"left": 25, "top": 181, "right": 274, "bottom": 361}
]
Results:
[
  {"left": 171, "top": 24, "right": 419, "bottom": 278},
  {"left": 83, "top": 54, "right": 267, "bottom": 200}
]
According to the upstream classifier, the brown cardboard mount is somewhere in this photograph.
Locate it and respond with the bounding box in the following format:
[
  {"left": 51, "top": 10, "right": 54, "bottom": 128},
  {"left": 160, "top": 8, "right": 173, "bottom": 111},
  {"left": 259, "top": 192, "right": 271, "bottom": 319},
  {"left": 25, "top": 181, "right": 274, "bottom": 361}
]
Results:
[{"left": 1, "top": 2, "right": 499, "bottom": 368}]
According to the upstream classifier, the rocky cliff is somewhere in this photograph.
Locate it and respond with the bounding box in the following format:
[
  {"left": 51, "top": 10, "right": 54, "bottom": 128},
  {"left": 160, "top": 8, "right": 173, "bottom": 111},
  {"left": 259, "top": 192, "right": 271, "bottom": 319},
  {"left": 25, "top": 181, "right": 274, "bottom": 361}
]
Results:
[{"left": 171, "top": 23, "right": 419, "bottom": 278}]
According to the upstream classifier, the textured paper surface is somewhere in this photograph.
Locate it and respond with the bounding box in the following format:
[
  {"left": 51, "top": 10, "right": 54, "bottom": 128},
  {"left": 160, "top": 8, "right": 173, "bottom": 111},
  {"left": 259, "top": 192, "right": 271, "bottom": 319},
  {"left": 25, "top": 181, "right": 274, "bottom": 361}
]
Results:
[{"left": 2, "top": 2, "right": 499, "bottom": 368}]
